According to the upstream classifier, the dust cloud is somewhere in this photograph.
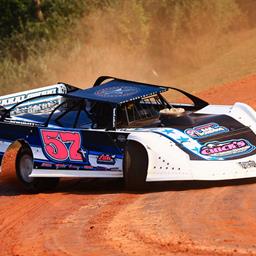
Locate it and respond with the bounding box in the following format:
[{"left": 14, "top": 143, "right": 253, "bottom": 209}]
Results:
[{"left": 53, "top": 2, "right": 252, "bottom": 92}]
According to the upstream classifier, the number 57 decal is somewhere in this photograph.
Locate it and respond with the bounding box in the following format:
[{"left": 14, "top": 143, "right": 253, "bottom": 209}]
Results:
[{"left": 40, "top": 130, "right": 86, "bottom": 162}]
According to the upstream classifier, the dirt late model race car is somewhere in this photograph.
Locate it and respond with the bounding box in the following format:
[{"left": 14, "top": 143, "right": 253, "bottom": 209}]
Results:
[{"left": 0, "top": 76, "right": 256, "bottom": 192}]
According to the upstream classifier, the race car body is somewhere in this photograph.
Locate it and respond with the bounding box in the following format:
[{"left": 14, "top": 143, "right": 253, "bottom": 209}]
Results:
[{"left": 0, "top": 76, "right": 256, "bottom": 191}]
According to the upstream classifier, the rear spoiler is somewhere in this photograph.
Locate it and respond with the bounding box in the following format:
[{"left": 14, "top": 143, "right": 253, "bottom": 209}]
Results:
[
  {"left": 93, "top": 76, "right": 209, "bottom": 109},
  {"left": 0, "top": 83, "right": 78, "bottom": 110}
]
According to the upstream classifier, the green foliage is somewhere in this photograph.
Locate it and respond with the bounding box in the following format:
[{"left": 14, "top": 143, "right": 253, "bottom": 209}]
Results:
[
  {"left": 0, "top": 0, "right": 34, "bottom": 37},
  {"left": 0, "top": 0, "right": 253, "bottom": 93},
  {"left": 0, "top": 0, "right": 105, "bottom": 60}
]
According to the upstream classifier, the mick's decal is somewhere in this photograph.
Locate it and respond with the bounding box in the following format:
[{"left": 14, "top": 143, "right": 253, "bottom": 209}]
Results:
[
  {"left": 40, "top": 130, "right": 87, "bottom": 163},
  {"left": 200, "top": 139, "right": 255, "bottom": 159},
  {"left": 185, "top": 123, "right": 229, "bottom": 139}
]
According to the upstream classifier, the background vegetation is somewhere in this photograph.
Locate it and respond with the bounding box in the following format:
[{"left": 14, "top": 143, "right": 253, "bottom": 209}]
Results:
[{"left": 0, "top": 0, "right": 256, "bottom": 94}]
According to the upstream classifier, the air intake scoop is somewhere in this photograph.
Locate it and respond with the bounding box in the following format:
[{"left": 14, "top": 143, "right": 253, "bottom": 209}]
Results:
[{"left": 159, "top": 108, "right": 194, "bottom": 125}]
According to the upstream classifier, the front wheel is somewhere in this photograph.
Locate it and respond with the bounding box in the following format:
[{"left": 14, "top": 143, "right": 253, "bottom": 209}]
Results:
[
  {"left": 123, "top": 141, "right": 148, "bottom": 191},
  {"left": 16, "top": 148, "right": 59, "bottom": 193}
]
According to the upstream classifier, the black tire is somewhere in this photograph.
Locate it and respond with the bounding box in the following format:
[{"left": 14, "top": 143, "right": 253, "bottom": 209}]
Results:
[
  {"left": 123, "top": 141, "right": 148, "bottom": 191},
  {"left": 16, "top": 147, "right": 59, "bottom": 193}
]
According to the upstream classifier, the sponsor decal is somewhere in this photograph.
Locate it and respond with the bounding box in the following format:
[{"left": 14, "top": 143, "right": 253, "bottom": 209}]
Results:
[
  {"left": 110, "top": 167, "right": 120, "bottom": 171},
  {"left": 95, "top": 86, "right": 139, "bottom": 98},
  {"left": 84, "top": 165, "right": 94, "bottom": 169},
  {"left": 97, "top": 154, "right": 116, "bottom": 165},
  {"left": 6, "top": 120, "right": 39, "bottom": 126},
  {"left": 238, "top": 160, "right": 256, "bottom": 169},
  {"left": 11, "top": 100, "right": 59, "bottom": 116},
  {"left": 185, "top": 123, "right": 229, "bottom": 138},
  {"left": 40, "top": 129, "right": 88, "bottom": 163},
  {"left": 153, "top": 128, "right": 256, "bottom": 161},
  {"left": 0, "top": 85, "right": 67, "bottom": 108},
  {"left": 37, "top": 161, "right": 118, "bottom": 171},
  {"left": 68, "top": 164, "right": 80, "bottom": 170},
  {"left": 41, "top": 163, "right": 53, "bottom": 168},
  {"left": 97, "top": 166, "right": 109, "bottom": 170},
  {"left": 55, "top": 163, "right": 67, "bottom": 168},
  {"left": 200, "top": 139, "right": 255, "bottom": 159}
]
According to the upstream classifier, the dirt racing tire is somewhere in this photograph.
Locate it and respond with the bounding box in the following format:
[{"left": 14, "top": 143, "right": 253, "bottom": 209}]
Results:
[
  {"left": 16, "top": 147, "right": 59, "bottom": 193},
  {"left": 123, "top": 141, "right": 148, "bottom": 191}
]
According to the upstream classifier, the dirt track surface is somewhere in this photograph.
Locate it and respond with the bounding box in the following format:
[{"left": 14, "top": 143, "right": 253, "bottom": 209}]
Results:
[{"left": 0, "top": 75, "right": 256, "bottom": 256}]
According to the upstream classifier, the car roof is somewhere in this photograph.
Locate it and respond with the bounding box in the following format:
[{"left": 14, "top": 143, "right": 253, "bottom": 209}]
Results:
[{"left": 68, "top": 78, "right": 168, "bottom": 105}]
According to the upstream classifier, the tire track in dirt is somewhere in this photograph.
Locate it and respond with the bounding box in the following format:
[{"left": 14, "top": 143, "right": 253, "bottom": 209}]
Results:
[
  {"left": 0, "top": 178, "right": 139, "bottom": 256},
  {"left": 105, "top": 184, "right": 256, "bottom": 255}
]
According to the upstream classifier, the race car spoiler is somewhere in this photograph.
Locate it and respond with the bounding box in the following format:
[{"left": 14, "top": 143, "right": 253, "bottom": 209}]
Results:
[
  {"left": 0, "top": 83, "right": 78, "bottom": 109},
  {"left": 70, "top": 76, "right": 208, "bottom": 109},
  {"left": 0, "top": 83, "right": 79, "bottom": 118}
]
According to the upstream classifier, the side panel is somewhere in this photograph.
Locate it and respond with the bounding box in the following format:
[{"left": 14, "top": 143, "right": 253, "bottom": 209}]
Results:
[
  {"left": 127, "top": 132, "right": 256, "bottom": 182},
  {"left": 30, "top": 128, "right": 129, "bottom": 178},
  {"left": 0, "top": 122, "right": 38, "bottom": 171},
  {"left": 127, "top": 132, "right": 194, "bottom": 181}
]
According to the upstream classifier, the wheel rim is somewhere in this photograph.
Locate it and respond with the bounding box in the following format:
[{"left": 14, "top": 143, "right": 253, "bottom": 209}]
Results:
[{"left": 19, "top": 154, "right": 34, "bottom": 183}]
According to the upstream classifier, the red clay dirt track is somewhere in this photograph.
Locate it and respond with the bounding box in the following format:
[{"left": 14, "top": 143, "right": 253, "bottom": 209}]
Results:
[{"left": 0, "top": 75, "right": 256, "bottom": 256}]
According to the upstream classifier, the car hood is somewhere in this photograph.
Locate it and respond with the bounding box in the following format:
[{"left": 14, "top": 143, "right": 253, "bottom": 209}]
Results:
[{"left": 138, "top": 113, "right": 256, "bottom": 161}]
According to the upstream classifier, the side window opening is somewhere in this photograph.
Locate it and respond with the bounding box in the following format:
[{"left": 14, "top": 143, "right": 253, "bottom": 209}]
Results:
[
  {"left": 90, "top": 102, "right": 113, "bottom": 129},
  {"left": 116, "top": 95, "right": 168, "bottom": 127},
  {"left": 51, "top": 100, "right": 93, "bottom": 129},
  {"left": 76, "top": 110, "right": 93, "bottom": 128}
]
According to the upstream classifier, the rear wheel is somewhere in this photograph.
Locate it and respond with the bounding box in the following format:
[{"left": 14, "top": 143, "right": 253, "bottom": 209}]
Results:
[
  {"left": 16, "top": 147, "right": 59, "bottom": 193},
  {"left": 123, "top": 141, "right": 148, "bottom": 191}
]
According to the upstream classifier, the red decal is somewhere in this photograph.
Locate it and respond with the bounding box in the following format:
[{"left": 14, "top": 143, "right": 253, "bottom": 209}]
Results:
[
  {"left": 60, "top": 132, "right": 83, "bottom": 161},
  {"left": 97, "top": 154, "right": 115, "bottom": 165},
  {"left": 98, "top": 155, "right": 112, "bottom": 161},
  {"left": 41, "top": 130, "right": 83, "bottom": 162}
]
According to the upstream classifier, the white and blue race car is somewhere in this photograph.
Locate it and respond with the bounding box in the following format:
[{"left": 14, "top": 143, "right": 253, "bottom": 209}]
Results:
[{"left": 0, "top": 76, "right": 256, "bottom": 191}]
